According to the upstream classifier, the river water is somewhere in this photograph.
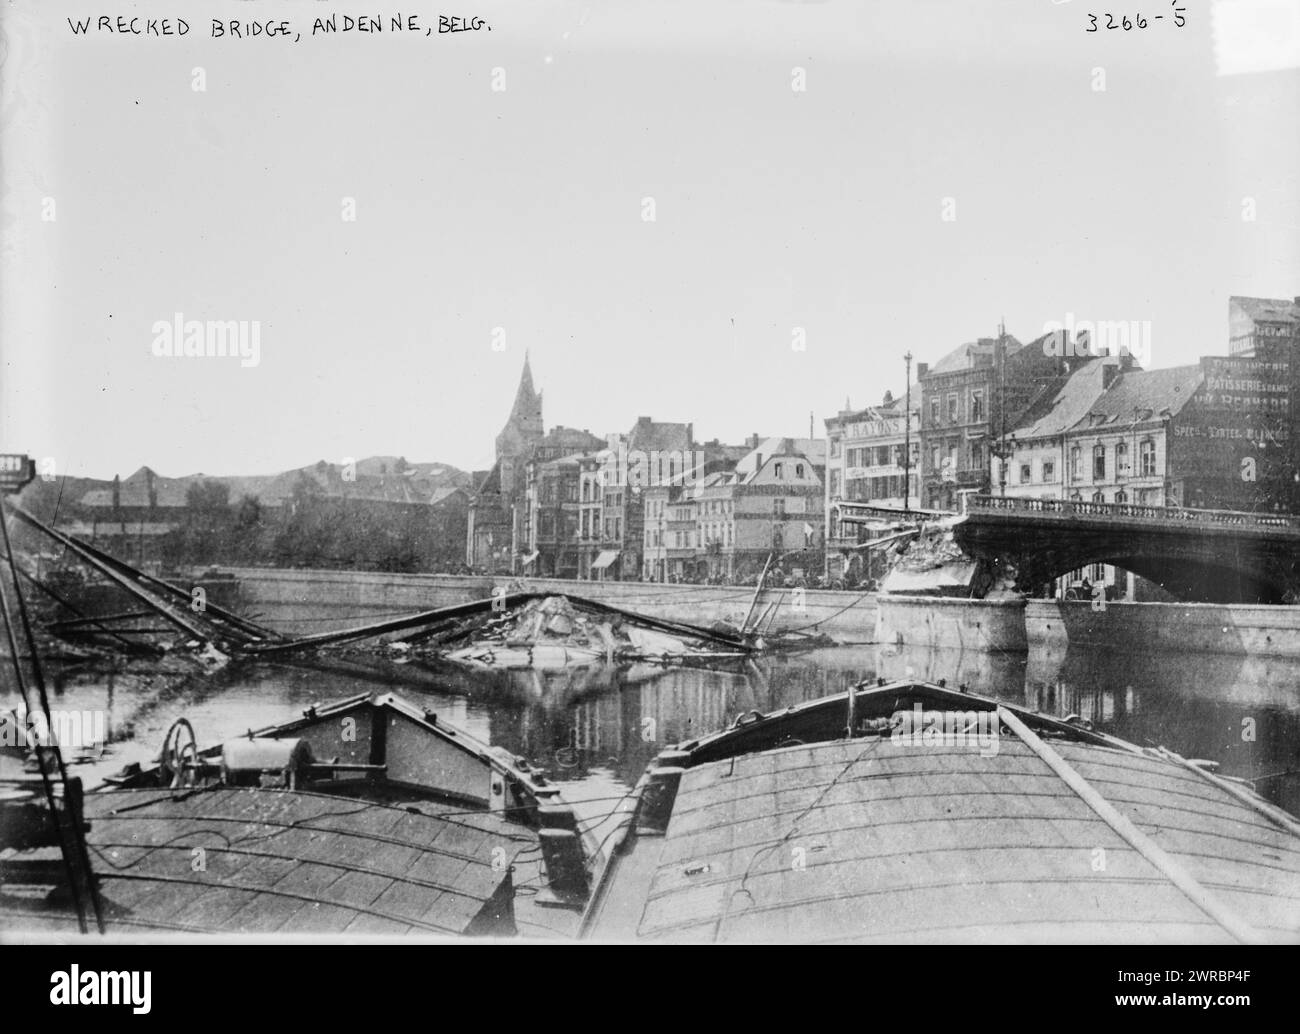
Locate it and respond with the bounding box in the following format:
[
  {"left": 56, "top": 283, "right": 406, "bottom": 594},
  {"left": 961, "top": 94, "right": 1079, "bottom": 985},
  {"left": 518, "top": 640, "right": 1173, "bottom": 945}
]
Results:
[{"left": 8, "top": 642, "right": 1300, "bottom": 837}]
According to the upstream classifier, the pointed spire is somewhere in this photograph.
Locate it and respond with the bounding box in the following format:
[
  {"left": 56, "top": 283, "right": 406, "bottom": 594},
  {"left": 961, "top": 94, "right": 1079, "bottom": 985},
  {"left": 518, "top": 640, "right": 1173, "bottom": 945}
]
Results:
[{"left": 496, "top": 353, "right": 544, "bottom": 462}]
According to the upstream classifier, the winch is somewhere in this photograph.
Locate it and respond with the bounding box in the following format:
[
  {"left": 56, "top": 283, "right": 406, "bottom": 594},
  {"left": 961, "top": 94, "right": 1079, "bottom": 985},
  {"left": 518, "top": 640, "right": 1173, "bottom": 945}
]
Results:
[{"left": 220, "top": 737, "right": 315, "bottom": 789}]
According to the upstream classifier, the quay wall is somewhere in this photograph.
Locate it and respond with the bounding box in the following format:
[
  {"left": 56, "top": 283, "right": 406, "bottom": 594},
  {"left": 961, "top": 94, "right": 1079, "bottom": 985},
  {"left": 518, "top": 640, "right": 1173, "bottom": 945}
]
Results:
[
  {"left": 1026, "top": 600, "right": 1300, "bottom": 659},
  {"left": 212, "top": 568, "right": 1300, "bottom": 657}
]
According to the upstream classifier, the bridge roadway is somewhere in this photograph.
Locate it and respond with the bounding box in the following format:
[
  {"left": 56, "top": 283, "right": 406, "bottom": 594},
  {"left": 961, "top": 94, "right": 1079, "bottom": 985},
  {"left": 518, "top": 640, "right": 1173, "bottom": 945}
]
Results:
[{"left": 955, "top": 495, "right": 1300, "bottom": 604}]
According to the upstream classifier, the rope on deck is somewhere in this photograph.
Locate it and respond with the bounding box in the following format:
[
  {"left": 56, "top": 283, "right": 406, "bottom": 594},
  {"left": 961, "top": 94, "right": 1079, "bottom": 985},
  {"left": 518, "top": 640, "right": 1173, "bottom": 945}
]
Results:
[{"left": 997, "top": 706, "right": 1263, "bottom": 945}]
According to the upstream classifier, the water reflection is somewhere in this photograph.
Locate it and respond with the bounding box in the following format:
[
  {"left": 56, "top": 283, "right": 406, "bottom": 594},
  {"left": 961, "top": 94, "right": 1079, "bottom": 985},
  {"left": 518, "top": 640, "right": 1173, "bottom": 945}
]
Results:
[{"left": 7, "top": 641, "right": 1298, "bottom": 822}]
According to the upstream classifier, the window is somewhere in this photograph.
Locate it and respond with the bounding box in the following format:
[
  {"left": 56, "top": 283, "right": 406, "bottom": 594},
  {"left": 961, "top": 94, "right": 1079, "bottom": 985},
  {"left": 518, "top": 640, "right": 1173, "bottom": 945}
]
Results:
[
  {"left": 1070, "top": 446, "right": 1082, "bottom": 481},
  {"left": 830, "top": 437, "right": 841, "bottom": 458},
  {"left": 774, "top": 499, "right": 786, "bottom": 517},
  {"left": 1070, "top": 492, "right": 1083, "bottom": 501},
  {"left": 1115, "top": 489, "right": 1128, "bottom": 503},
  {"left": 970, "top": 441, "right": 984, "bottom": 470},
  {"left": 1092, "top": 444, "right": 1106, "bottom": 481},
  {"left": 1115, "top": 441, "right": 1129, "bottom": 478},
  {"left": 1139, "top": 438, "right": 1156, "bottom": 477},
  {"left": 795, "top": 463, "right": 804, "bottom": 478},
  {"left": 1019, "top": 463, "right": 1032, "bottom": 484},
  {"left": 1092, "top": 491, "right": 1105, "bottom": 503},
  {"left": 947, "top": 394, "right": 958, "bottom": 423},
  {"left": 773, "top": 463, "right": 784, "bottom": 479},
  {"left": 772, "top": 527, "right": 783, "bottom": 550},
  {"left": 971, "top": 390, "right": 984, "bottom": 422},
  {"left": 1042, "top": 460, "right": 1056, "bottom": 483},
  {"left": 930, "top": 444, "right": 941, "bottom": 472},
  {"left": 930, "top": 398, "right": 940, "bottom": 426}
]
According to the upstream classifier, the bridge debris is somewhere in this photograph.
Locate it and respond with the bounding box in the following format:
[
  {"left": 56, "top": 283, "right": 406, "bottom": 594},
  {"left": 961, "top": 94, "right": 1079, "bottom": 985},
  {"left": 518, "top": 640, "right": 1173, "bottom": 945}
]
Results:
[
  {"left": 6, "top": 502, "right": 760, "bottom": 666},
  {"left": 5, "top": 501, "right": 286, "bottom": 655},
  {"left": 433, "top": 594, "right": 753, "bottom": 670}
]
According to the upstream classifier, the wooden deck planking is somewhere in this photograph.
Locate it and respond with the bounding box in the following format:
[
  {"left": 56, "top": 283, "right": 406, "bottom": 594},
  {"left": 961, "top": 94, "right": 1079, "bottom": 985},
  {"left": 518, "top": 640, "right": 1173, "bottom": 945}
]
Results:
[
  {"left": 55, "top": 787, "right": 523, "bottom": 935},
  {"left": 646, "top": 877, "right": 1220, "bottom": 942},
  {"left": 669, "top": 743, "right": 1300, "bottom": 868},
  {"left": 620, "top": 739, "right": 1300, "bottom": 942}
]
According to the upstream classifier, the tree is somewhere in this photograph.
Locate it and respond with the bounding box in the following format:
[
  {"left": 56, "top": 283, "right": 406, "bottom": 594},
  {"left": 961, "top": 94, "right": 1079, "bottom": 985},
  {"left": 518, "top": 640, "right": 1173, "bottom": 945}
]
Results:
[
  {"left": 235, "top": 494, "right": 262, "bottom": 528},
  {"left": 185, "top": 479, "right": 231, "bottom": 514}
]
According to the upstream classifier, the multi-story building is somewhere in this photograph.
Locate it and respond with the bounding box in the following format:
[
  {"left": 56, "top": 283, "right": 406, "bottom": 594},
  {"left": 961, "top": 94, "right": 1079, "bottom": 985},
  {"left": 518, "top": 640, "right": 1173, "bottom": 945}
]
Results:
[
  {"left": 1228, "top": 295, "right": 1300, "bottom": 358},
  {"left": 1221, "top": 295, "right": 1299, "bottom": 512},
  {"left": 824, "top": 392, "right": 920, "bottom": 583},
  {"left": 592, "top": 417, "right": 696, "bottom": 581},
  {"left": 577, "top": 452, "right": 608, "bottom": 580},
  {"left": 524, "top": 454, "right": 581, "bottom": 578},
  {"left": 689, "top": 437, "right": 826, "bottom": 583},
  {"left": 641, "top": 439, "right": 750, "bottom": 581},
  {"left": 519, "top": 425, "right": 606, "bottom": 577},
  {"left": 665, "top": 489, "right": 701, "bottom": 581},
  {"left": 918, "top": 330, "right": 1064, "bottom": 510}
]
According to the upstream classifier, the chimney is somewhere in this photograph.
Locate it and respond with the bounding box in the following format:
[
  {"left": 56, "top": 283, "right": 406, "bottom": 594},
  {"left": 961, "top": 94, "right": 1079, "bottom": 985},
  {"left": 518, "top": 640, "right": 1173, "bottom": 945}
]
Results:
[
  {"left": 917, "top": 362, "right": 929, "bottom": 378},
  {"left": 686, "top": 422, "right": 694, "bottom": 446}
]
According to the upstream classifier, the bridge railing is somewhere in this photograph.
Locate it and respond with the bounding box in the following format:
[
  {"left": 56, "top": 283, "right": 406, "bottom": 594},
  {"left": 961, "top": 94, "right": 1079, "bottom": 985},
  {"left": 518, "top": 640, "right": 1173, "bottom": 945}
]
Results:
[{"left": 966, "top": 494, "right": 1300, "bottom": 531}]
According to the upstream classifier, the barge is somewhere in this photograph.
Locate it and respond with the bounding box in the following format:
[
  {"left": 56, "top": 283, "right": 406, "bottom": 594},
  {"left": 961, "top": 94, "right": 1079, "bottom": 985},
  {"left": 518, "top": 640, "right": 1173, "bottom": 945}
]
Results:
[{"left": 582, "top": 679, "right": 1300, "bottom": 943}]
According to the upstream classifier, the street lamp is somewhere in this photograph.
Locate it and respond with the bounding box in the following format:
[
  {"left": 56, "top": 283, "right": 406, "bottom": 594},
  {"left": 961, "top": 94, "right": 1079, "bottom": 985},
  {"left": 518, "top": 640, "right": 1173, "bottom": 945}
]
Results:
[
  {"left": 989, "top": 434, "right": 1016, "bottom": 498},
  {"left": 903, "top": 351, "right": 913, "bottom": 514}
]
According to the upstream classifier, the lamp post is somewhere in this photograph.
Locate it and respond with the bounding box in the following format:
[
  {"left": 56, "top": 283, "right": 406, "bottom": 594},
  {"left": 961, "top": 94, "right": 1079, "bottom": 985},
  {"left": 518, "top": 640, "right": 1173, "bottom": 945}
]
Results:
[
  {"left": 903, "top": 351, "right": 913, "bottom": 514},
  {"left": 989, "top": 434, "right": 1015, "bottom": 499}
]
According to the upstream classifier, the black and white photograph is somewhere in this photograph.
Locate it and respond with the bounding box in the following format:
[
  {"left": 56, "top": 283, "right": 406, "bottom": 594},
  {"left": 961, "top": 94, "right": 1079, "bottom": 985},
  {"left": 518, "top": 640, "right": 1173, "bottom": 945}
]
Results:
[{"left": 1, "top": 0, "right": 1298, "bottom": 981}]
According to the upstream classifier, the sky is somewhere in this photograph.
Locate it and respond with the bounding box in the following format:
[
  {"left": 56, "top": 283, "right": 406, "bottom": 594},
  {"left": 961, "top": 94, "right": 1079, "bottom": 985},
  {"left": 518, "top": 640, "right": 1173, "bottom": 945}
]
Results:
[{"left": 2, "top": 0, "right": 1298, "bottom": 479}]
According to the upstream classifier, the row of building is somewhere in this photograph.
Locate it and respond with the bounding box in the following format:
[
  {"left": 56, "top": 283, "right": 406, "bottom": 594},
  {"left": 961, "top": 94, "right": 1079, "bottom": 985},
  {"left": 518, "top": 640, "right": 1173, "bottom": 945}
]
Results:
[
  {"left": 469, "top": 295, "right": 1299, "bottom": 588},
  {"left": 465, "top": 360, "right": 828, "bottom": 583}
]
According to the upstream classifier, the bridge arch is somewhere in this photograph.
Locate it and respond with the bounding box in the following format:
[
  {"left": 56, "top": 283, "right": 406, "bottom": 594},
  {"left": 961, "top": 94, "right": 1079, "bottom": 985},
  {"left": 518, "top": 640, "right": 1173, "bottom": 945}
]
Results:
[{"left": 955, "top": 496, "right": 1300, "bottom": 605}]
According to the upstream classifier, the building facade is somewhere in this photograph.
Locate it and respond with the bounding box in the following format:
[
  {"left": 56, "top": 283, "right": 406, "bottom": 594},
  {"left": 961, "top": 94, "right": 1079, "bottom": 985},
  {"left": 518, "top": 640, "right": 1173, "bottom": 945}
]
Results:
[
  {"left": 824, "top": 392, "right": 920, "bottom": 583},
  {"left": 918, "top": 331, "right": 1065, "bottom": 510}
]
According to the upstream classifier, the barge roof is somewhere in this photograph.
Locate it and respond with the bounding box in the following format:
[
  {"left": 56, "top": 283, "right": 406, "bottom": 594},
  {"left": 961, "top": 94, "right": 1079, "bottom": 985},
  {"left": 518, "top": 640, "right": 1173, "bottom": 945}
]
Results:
[
  {"left": 585, "top": 735, "right": 1300, "bottom": 943},
  {"left": 2, "top": 786, "right": 524, "bottom": 936}
]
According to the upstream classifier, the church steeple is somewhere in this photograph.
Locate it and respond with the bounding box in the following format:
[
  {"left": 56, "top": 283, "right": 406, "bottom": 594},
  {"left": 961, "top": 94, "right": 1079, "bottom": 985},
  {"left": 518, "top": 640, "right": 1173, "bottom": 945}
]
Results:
[{"left": 495, "top": 352, "right": 545, "bottom": 463}]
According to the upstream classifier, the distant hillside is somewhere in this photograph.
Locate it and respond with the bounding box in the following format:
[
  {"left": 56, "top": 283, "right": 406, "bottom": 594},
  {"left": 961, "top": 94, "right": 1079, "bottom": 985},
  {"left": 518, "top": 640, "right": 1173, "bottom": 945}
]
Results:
[{"left": 16, "top": 457, "right": 472, "bottom": 520}]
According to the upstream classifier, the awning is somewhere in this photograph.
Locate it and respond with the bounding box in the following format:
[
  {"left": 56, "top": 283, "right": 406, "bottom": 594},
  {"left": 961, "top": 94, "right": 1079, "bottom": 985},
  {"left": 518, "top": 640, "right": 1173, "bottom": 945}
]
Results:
[{"left": 591, "top": 551, "right": 620, "bottom": 570}]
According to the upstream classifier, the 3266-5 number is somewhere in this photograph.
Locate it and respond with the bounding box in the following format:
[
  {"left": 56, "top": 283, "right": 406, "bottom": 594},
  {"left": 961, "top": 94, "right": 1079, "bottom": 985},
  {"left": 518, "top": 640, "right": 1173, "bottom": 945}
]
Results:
[{"left": 1087, "top": 2, "right": 1186, "bottom": 31}]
